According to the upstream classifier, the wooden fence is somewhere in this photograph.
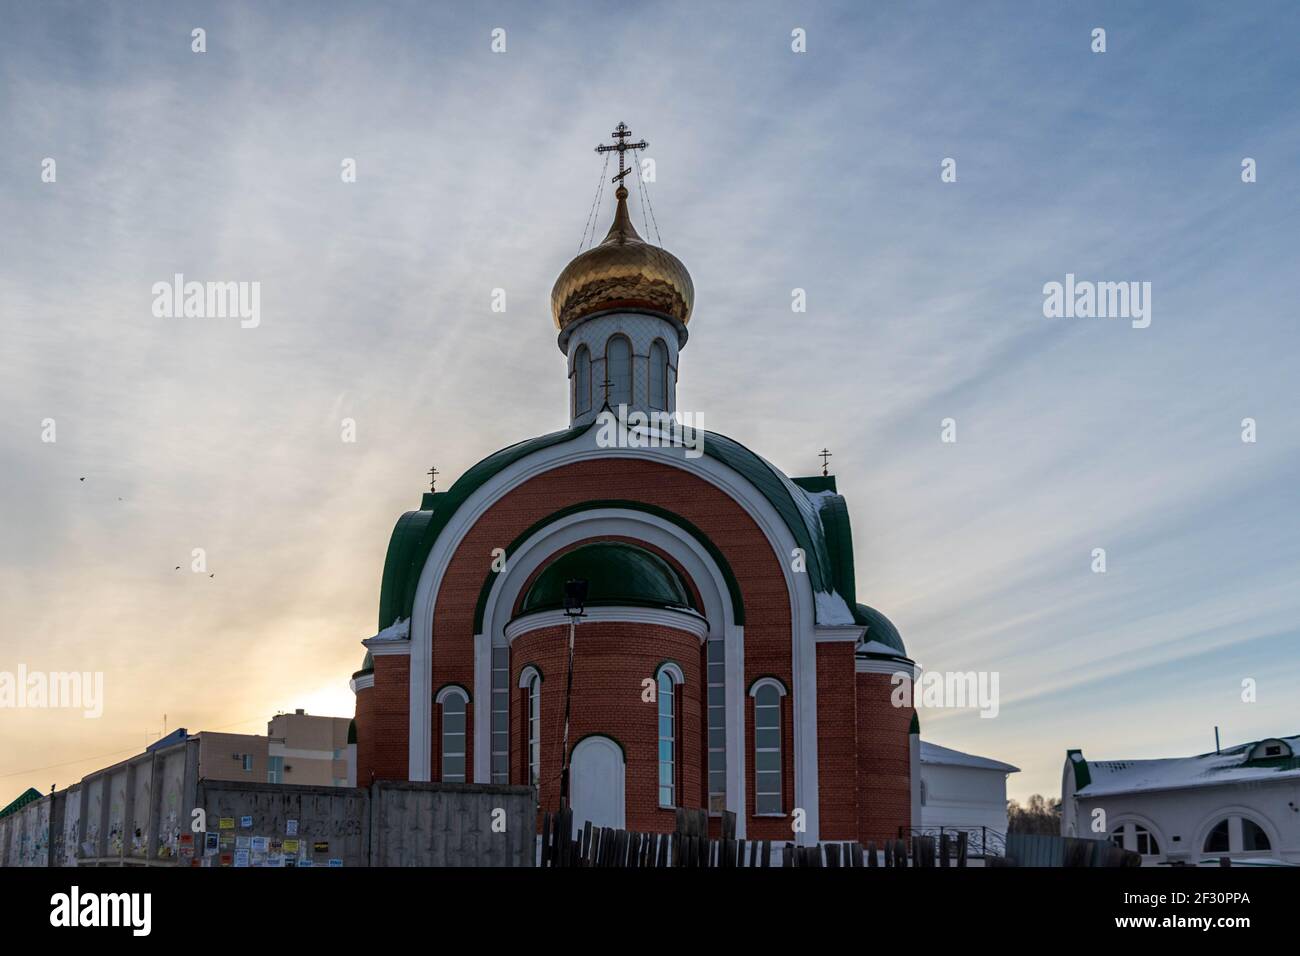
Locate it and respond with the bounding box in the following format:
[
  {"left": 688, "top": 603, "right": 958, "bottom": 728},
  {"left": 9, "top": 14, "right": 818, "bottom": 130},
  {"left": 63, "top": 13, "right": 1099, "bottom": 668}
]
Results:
[{"left": 539, "top": 806, "right": 974, "bottom": 868}]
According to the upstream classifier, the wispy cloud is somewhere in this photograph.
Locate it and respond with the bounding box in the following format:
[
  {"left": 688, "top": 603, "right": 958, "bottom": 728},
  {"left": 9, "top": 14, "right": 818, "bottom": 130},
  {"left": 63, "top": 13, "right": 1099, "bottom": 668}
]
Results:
[{"left": 1, "top": 0, "right": 1296, "bottom": 798}]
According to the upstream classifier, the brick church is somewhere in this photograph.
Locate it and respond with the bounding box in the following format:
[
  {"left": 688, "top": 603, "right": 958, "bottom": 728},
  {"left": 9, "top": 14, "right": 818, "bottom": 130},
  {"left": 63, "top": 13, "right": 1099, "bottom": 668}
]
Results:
[{"left": 350, "top": 127, "right": 920, "bottom": 846}]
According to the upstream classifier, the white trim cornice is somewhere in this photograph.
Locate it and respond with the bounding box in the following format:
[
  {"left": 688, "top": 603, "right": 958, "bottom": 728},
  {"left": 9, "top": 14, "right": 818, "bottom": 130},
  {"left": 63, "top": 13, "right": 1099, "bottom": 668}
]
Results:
[
  {"left": 350, "top": 673, "right": 375, "bottom": 693},
  {"left": 363, "top": 640, "right": 411, "bottom": 657},
  {"left": 504, "top": 605, "right": 709, "bottom": 642},
  {"left": 855, "top": 657, "right": 919, "bottom": 679},
  {"left": 815, "top": 625, "right": 865, "bottom": 643}
]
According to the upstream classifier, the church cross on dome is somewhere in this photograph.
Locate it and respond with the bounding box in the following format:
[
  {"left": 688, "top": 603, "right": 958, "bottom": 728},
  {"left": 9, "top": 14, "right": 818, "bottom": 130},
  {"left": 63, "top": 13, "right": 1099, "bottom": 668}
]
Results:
[
  {"left": 595, "top": 122, "right": 648, "bottom": 186},
  {"left": 820, "top": 448, "right": 833, "bottom": 477},
  {"left": 427, "top": 465, "right": 439, "bottom": 492}
]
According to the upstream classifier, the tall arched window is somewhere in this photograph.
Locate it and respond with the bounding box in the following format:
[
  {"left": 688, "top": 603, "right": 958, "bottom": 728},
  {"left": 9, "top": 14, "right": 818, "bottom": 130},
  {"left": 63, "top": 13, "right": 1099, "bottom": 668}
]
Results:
[
  {"left": 519, "top": 666, "right": 542, "bottom": 788},
  {"left": 605, "top": 335, "right": 631, "bottom": 408},
  {"left": 649, "top": 339, "right": 668, "bottom": 410},
  {"left": 436, "top": 686, "right": 468, "bottom": 783},
  {"left": 750, "top": 678, "right": 786, "bottom": 815},
  {"left": 574, "top": 345, "right": 592, "bottom": 414},
  {"left": 656, "top": 663, "right": 684, "bottom": 809}
]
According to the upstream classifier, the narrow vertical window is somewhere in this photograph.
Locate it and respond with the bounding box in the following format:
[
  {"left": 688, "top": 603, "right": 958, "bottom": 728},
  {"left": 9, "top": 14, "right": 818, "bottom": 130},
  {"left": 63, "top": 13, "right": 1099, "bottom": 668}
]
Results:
[
  {"left": 706, "top": 639, "right": 726, "bottom": 813},
  {"left": 658, "top": 670, "right": 676, "bottom": 807},
  {"left": 528, "top": 674, "right": 541, "bottom": 787},
  {"left": 439, "top": 688, "right": 468, "bottom": 783},
  {"left": 490, "top": 647, "right": 509, "bottom": 784},
  {"left": 649, "top": 339, "right": 668, "bottom": 410},
  {"left": 752, "top": 680, "right": 784, "bottom": 815},
  {"left": 605, "top": 335, "right": 631, "bottom": 408},
  {"left": 574, "top": 345, "right": 591, "bottom": 413}
]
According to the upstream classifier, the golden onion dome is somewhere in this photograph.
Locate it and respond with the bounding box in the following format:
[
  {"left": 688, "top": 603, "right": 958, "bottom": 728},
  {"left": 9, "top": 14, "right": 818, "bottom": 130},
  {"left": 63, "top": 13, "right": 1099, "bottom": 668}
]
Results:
[{"left": 551, "top": 186, "right": 694, "bottom": 331}]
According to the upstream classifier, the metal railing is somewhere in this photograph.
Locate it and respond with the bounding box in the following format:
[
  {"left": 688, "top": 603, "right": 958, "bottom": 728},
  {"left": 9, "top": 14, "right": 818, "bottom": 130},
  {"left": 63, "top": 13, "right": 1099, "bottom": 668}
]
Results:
[{"left": 898, "top": 825, "right": 1005, "bottom": 859}]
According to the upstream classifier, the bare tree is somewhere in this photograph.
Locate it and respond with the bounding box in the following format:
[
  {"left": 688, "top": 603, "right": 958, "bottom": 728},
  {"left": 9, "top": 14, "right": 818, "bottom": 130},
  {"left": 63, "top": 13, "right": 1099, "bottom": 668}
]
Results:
[{"left": 1007, "top": 794, "right": 1061, "bottom": 835}]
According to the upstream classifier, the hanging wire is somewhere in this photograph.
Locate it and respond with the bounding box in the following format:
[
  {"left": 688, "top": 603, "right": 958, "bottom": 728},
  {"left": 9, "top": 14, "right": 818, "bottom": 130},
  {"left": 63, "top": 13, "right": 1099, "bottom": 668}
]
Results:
[
  {"left": 579, "top": 152, "right": 611, "bottom": 250},
  {"left": 632, "top": 147, "right": 663, "bottom": 245},
  {"left": 632, "top": 149, "right": 652, "bottom": 238}
]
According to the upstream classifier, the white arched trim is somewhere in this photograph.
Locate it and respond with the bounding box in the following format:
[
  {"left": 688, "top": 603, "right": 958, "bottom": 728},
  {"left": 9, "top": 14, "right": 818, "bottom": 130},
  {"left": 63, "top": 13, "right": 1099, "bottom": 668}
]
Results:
[
  {"left": 473, "top": 508, "right": 746, "bottom": 830},
  {"left": 483, "top": 511, "right": 735, "bottom": 639},
  {"left": 435, "top": 684, "right": 470, "bottom": 706},
  {"left": 749, "top": 677, "right": 788, "bottom": 698},
  {"left": 505, "top": 606, "right": 708, "bottom": 643},
  {"left": 656, "top": 661, "right": 686, "bottom": 685},
  {"left": 518, "top": 664, "right": 542, "bottom": 689},
  {"left": 408, "top": 427, "right": 821, "bottom": 842}
]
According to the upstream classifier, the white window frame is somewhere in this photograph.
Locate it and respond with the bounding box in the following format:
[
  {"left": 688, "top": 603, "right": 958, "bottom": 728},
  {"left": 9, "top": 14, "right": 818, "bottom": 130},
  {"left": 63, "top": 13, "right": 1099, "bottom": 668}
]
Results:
[
  {"left": 649, "top": 339, "right": 668, "bottom": 410},
  {"left": 1110, "top": 821, "right": 1160, "bottom": 856},
  {"left": 605, "top": 334, "right": 632, "bottom": 408},
  {"left": 519, "top": 666, "right": 542, "bottom": 788},
  {"left": 706, "top": 638, "right": 726, "bottom": 814},
  {"left": 490, "top": 646, "right": 510, "bottom": 784},
  {"left": 749, "top": 678, "right": 786, "bottom": 816},
  {"left": 574, "top": 345, "right": 592, "bottom": 414},
  {"left": 436, "top": 686, "right": 470, "bottom": 784},
  {"left": 656, "top": 663, "right": 685, "bottom": 809},
  {"left": 1201, "top": 813, "right": 1273, "bottom": 856}
]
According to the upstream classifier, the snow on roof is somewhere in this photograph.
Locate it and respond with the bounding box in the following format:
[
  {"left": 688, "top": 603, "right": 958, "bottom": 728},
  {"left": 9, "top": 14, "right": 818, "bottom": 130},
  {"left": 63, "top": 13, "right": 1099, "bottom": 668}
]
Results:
[
  {"left": 365, "top": 617, "right": 410, "bottom": 644},
  {"left": 858, "top": 639, "right": 906, "bottom": 658},
  {"left": 813, "top": 589, "right": 856, "bottom": 626},
  {"left": 1078, "top": 735, "right": 1300, "bottom": 797},
  {"left": 921, "top": 740, "right": 1019, "bottom": 773}
]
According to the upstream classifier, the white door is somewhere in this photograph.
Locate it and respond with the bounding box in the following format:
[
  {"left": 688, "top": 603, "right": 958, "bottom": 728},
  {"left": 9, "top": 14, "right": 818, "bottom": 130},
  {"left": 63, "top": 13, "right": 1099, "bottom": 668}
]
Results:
[{"left": 571, "top": 735, "right": 625, "bottom": 835}]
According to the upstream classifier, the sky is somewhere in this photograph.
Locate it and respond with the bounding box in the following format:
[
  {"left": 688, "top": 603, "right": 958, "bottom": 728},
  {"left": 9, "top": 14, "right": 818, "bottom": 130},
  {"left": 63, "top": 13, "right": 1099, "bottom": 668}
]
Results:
[{"left": 1, "top": 1, "right": 1297, "bottom": 804}]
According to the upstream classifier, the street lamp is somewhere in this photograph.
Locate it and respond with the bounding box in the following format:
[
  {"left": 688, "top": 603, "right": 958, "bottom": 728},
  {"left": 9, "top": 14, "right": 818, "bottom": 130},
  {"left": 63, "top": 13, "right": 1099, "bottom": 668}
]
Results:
[{"left": 559, "top": 578, "right": 587, "bottom": 807}]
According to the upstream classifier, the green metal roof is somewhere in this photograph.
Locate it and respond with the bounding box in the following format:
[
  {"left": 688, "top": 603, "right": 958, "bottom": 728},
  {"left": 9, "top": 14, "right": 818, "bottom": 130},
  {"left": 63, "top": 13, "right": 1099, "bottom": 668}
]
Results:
[
  {"left": 791, "top": 475, "right": 837, "bottom": 494},
  {"left": 856, "top": 604, "right": 907, "bottom": 655},
  {"left": 519, "top": 542, "right": 698, "bottom": 615},
  {"left": 378, "top": 424, "right": 592, "bottom": 630},
  {"left": 376, "top": 423, "right": 866, "bottom": 630},
  {"left": 0, "top": 787, "right": 42, "bottom": 819},
  {"left": 1067, "top": 749, "right": 1092, "bottom": 790},
  {"left": 352, "top": 650, "right": 374, "bottom": 680}
]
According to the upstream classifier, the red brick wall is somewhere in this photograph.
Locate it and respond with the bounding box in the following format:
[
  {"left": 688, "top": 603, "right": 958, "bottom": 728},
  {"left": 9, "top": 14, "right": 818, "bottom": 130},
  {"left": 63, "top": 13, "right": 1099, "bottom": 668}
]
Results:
[
  {"left": 353, "top": 685, "right": 375, "bottom": 784},
  {"left": 510, "top": 621, "right": 703, "bottom": 833},
  {"left": 365, "top": 655, "right": 410, "bottom": 782},
  {"left": 855, "top": 671, "right": 914, "bottom": 846},
  {"left": 816, "top": 643, "right": 859, "bottom": 840}
]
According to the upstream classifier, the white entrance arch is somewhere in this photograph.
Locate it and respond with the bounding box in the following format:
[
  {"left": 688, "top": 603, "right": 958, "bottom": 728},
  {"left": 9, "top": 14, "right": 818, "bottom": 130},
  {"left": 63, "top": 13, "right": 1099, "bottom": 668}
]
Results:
[{"left": 570, "top": 735, "right": 626, "bottom": 834}]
